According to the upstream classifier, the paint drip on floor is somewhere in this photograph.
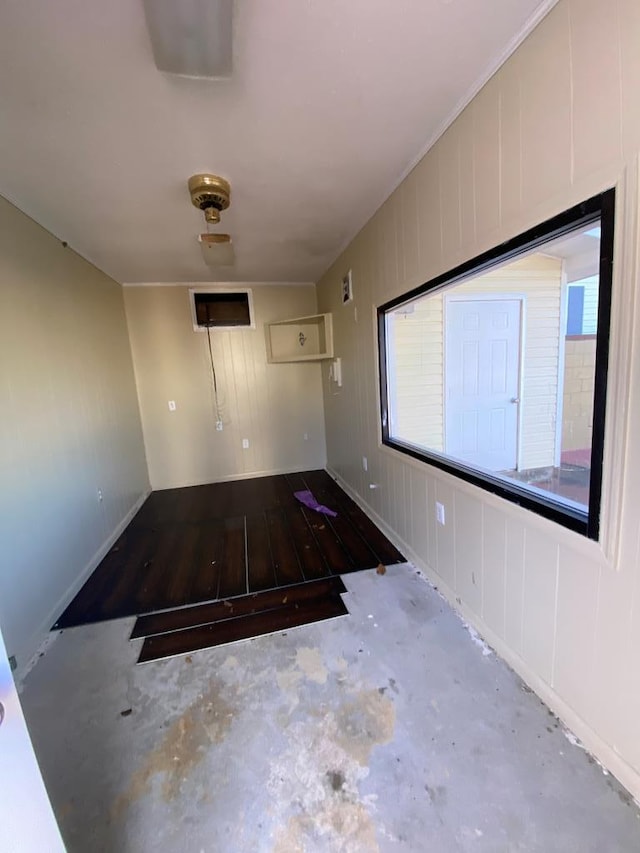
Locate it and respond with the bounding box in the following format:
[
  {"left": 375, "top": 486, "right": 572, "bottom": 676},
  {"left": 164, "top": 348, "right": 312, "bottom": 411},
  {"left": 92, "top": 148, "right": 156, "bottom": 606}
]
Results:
[{"left": 462, "top": 623, "right": 493, "bottom": 656}]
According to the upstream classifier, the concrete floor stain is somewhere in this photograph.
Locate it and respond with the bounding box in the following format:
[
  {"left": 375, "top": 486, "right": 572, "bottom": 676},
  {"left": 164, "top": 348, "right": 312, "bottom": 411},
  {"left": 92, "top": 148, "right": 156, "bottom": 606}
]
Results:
[
  {"left": 334, "top": 689, "right": 396, "bottom": 766},
  {"left": 327, "top": 769, "right": 346, "bottom": 791},
  {"left": 274, "top": 802, "right": 379, "bottom": 853},
  {"left": 269, "top": 685, "right": 396, "bottom": 851},
  {"left": 426, "top": 784, "right": 448, "bottom": 807},
  {"left": 111, "top": 678, "right": 234, "bottom": 819},
  {"left": 295, "top": 646, "right": 328, "bottom": 684},
  {"left": 24, "top": 568, "right": 640, "bottom": 851}
]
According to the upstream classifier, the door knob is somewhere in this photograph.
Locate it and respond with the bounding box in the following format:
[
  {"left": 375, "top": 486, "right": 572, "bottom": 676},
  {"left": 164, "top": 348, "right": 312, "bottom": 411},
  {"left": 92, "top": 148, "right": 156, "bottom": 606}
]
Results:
[{"left": 510, "top": 397, "right": 520, "bottom": 404}]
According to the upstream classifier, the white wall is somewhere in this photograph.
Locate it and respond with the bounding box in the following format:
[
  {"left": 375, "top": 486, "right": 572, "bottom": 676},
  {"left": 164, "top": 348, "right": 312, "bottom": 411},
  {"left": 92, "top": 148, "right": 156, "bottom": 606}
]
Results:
[
  {"left": 0, "top": 196, "right": 149, "bottom": 676},
  {"left": 317, "top": 0, "right": 640, "bottom": 799},
  {"left": 124, "top": 284, "right": 327, "bottom": 490}
]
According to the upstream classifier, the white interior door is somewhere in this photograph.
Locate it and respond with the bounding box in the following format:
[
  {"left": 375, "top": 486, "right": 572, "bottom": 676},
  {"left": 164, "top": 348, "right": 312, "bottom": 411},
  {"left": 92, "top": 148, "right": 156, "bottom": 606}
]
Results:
[
  {"left": 445, "top": 298, "right": 521, "bottom": 471},
  {"left": 0, "top": 626, "right": 65, "bottom": 852}
]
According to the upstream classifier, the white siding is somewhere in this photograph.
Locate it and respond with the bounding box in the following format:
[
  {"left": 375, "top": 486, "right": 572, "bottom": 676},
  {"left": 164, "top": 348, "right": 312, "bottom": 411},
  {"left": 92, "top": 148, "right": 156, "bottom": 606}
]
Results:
[
  {"left": 388, "top": 294, "right": 444, "bottom": 450},
  {"left": 388, "top": 254, "right": 562, "bottom": 469},
  {"left": 582, "top": 276, "right": 599, "bottom": 334}
]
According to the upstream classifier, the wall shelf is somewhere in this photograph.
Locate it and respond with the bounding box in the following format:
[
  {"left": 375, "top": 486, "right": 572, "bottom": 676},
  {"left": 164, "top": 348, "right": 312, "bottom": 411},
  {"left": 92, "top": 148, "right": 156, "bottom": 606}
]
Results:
[{"left": 266, "top": 313, "right": 333, "bottom": 363}]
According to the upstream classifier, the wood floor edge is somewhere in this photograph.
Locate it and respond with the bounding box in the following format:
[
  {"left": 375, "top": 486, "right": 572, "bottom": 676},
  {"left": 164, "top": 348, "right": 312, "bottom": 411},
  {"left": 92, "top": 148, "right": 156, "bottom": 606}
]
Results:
[
  {"left": 135, "top": 612, "right": 349, "bottom": 665},
  {"left": 130, "top": 576, "right": 348, "bottom": 640},
  {"left": 136, "top": 598, "right": 349, "bottom": 664}
]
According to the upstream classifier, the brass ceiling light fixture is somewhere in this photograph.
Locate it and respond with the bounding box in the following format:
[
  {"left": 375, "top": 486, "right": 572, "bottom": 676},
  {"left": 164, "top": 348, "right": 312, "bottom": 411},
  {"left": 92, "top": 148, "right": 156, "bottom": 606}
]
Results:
[
  {"left": 188, "top": 173, "right": 231, "bottom": 225},
  {"left": 188, "top": 174, "right": 235, "bottom": 267}
]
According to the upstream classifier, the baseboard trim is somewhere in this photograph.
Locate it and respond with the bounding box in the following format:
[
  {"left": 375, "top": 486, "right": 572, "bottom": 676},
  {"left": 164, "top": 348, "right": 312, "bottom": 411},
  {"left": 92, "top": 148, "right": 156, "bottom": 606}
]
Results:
[
  {"left": 151, "top": 463, "right": 328, "bottom": 490},
  {"left": 19, "top": 488, "right": 151, "bottom": 684},
  {"left": 326, "top": 466, "right": 640, "bottom": 804}
]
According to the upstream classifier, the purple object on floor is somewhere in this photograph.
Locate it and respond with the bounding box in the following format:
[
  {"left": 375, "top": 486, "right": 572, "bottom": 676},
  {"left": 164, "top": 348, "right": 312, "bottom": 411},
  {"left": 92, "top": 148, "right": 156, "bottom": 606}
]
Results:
[{"left": 294, "top": 490, "right": 338, "bottom": 517}]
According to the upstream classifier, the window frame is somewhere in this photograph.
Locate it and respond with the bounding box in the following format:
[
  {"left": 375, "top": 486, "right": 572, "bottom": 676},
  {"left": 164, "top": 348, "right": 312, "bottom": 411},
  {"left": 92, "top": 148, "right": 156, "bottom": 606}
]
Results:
[{"left": 377, "top": 189, "right": 615, "bottom": 541}]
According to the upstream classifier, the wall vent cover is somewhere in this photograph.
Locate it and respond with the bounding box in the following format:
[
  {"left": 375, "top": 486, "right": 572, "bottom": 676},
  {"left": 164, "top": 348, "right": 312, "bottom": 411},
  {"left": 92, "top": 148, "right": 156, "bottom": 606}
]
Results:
[{"left": 190, "top": 290, "right": 253, "bottom": 330}]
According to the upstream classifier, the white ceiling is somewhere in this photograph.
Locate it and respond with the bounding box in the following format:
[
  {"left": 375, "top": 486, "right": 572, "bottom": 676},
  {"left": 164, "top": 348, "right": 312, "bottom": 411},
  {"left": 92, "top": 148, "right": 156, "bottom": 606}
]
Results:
[
  {"left": 545, "top": 227, "right": 601, "bottom": 282},
  {"left": 0, "top": 0, "right": 555, "bottom": 285}
]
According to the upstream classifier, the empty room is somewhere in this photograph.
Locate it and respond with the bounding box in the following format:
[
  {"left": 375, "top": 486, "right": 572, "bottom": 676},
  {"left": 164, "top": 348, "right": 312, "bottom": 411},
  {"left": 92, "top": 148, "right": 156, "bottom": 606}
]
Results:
[{"left": 2, "top": 1, "right": 640, "bottom": 850}]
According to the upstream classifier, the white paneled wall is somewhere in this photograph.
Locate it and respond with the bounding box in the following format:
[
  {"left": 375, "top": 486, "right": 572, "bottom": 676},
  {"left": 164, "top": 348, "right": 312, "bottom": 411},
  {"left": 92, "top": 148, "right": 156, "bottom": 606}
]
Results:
[
  {"left": 0, "top": 197, "right": 149, "bottom": 675},
  {"left": 317, "top": 0, "right": 640, "bottom": 799},
  {"left": 124, "top": 285, "right": 327, "bottom": 490}
]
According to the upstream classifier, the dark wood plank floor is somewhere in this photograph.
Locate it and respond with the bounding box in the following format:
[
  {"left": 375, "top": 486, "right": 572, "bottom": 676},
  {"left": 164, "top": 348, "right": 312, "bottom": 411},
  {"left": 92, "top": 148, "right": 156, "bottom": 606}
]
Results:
[
  {"left": 130, "top": 576, "right": 348, "bottom": 639},
  {"left": 137, "top": 591, "right": 350, "bottom": 664},
  {"left": 53, "top": 470, "right": 404, "bottom": 629}
]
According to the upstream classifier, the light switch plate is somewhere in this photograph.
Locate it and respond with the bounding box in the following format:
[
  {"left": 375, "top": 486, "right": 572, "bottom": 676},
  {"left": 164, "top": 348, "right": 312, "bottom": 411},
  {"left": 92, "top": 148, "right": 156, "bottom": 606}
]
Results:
[{"left": 332, "top": 357, "right": 343, "bottom": 387}]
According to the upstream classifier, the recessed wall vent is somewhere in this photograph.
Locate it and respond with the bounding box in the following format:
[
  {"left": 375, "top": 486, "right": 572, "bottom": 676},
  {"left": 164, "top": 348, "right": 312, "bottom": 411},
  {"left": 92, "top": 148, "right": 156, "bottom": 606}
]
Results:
[{"left": 189, "top": 289, "right": 254, "bottom": 331}]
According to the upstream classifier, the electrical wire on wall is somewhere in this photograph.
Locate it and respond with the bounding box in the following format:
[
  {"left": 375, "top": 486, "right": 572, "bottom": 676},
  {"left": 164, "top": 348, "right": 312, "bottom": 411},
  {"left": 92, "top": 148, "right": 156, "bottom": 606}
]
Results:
[{"left": 205, "top": 306, "right": 224, "bottom": 430}]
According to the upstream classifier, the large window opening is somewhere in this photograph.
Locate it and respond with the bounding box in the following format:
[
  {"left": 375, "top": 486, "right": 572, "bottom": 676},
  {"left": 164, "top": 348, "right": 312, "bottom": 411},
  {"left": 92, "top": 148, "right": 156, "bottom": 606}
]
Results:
[{"left": 378, "top": 191, "right": 614, "bottom": 539}]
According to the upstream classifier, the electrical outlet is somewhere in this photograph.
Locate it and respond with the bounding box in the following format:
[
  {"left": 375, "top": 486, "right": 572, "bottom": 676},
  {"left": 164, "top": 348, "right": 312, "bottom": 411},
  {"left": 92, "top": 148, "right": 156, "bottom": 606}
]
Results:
[
  {"left": 303, "top": 433, "right": 309, "bottom": 440},
  {"left": 216, "top": 420, "right": 223, "bottom": 431},
  {"left": 97, "top": 489, "right": 103, "bottom": 503},
  {"left": 436, "top": 502, "right": 446, "bottom": 525},
  {"left": 242, "top": 438, "right": 250, "bottom": 449},
  {"left": 362, "top": 456, "right": 368, "bottom": 472},
  {"left": 168, "top": 400, "right": 176, "bottom": 411}
]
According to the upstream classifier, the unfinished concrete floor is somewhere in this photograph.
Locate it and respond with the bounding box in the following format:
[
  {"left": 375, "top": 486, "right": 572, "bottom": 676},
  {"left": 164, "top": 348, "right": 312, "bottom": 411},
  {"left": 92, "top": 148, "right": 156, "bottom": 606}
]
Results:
[{"left": 22, "top": 565, "right": 640, "bottom": 852}]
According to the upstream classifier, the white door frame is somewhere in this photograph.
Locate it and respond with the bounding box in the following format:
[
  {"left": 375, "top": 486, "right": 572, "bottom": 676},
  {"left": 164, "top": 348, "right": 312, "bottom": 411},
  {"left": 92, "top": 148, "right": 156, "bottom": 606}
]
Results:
[
  {"left": 0, "top": 624, "right": 65, "bottom": 852},
  {"left": 443, "top": 292, "right": 526, "bottom": 471}
]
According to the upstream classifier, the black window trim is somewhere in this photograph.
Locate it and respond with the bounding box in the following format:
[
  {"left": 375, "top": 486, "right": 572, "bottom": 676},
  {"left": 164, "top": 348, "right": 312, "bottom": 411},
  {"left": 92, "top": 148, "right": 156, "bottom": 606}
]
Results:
[{"left": 377, "top": 189, "right": 615, "bottom": 541}]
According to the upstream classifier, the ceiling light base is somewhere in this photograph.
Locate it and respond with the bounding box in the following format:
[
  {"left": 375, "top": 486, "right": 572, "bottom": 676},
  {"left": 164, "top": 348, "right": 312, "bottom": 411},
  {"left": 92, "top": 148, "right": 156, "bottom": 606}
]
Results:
[{"left": 188, "top": 174, "right": 231, "bottom": 222}]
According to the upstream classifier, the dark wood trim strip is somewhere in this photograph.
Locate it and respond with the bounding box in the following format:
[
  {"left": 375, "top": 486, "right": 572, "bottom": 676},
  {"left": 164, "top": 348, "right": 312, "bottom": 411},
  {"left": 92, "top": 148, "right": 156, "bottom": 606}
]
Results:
[
  {"left": 130, "top": 576, "right": 347, "bottom": 639},
  {"left": 137, "top": 594, "right": 349, "bottom": 663}
]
